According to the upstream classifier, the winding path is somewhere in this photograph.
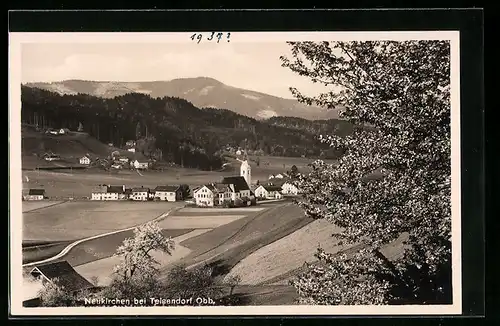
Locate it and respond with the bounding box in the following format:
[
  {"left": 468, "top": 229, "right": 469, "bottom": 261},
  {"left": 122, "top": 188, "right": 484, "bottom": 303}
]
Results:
[{"left": 22, "top": 208, "right": 179, "bottom": 268}]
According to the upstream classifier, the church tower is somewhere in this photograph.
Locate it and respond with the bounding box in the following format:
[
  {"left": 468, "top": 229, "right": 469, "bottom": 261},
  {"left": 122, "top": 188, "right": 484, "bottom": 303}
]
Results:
[{"left": 240, "top": 159, "right": 251, "bottom": 186}]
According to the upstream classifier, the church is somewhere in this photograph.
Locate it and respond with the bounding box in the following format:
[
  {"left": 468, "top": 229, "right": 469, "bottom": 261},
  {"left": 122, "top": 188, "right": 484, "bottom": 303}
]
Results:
[{"left": 193, "top": 158, "right": 254, "bottom": 207}]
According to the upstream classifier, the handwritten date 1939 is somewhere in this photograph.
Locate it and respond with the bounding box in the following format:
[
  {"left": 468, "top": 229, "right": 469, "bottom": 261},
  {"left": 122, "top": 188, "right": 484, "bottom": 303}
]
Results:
[{"left": 190, "top": 32, "right": 231, "bottom": 44}]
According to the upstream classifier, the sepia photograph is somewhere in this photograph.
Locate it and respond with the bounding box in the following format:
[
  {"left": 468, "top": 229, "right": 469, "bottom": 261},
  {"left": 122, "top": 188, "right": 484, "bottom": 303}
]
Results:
[{"left": 9, "top": 31, "right": 461, "bottom": 316}]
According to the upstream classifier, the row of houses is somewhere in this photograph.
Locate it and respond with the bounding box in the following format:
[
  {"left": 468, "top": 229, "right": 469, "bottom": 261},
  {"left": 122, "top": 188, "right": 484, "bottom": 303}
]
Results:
[
  {"left": 79, "top": 154, "right": 151, "bottom": 170},
  {"left": 91, "top": 184, "right": 184, "bottom": 201}
]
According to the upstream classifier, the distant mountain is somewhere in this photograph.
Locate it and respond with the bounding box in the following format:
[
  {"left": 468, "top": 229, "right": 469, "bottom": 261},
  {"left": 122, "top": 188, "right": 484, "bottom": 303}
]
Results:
[{"left": 24, "top": 77, "right": 341, "bottom": 120}]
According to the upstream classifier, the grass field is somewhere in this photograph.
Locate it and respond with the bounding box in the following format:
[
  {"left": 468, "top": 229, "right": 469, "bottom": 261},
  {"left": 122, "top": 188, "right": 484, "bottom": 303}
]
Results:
[
  {"left": 56, "top": 206, "right": 261, "bottom": 286},
  {"left": 157, "top": 203, "right": 313, "bottom": 280},
  {"left": 23, "top": 201, "right": 181, "bottom": 241},
  {"left": 227, "top": 218, "right": 409, "bottom": 286},
  {"left": 22, "top": 201, "right": 65, "bottom": 213},
  {"left": 225, "top": 219, "right": 345, "bottom": 285}
]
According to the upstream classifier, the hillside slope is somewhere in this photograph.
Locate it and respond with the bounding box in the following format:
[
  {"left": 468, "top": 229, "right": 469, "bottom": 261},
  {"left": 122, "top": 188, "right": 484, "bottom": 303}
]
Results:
[
  {"left": 21, "top": 125, "right": 141, "bottom": 169},
  {"left": 25, "top": 77, "right": 341, "bottom": 120}
]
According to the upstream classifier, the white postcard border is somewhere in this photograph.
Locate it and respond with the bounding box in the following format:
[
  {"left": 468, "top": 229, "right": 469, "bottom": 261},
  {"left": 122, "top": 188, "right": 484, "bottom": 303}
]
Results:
[{"left": 9, "top": 31, "right": 462, "bottom": 316}]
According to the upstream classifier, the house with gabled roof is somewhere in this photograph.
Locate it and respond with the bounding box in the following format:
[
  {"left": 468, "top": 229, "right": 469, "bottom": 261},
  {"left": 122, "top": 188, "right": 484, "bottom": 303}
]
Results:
[
  {"left": 131, "top": 187, "right": 150, "bottom": 201},
  {"left": 281, "top": 180, "right": 302, "bottom": 196},
  {"left": 254, "top": 184, "right": 283, "bottom": 199},
  {"left": 29, "top": 260, "right": 94, "bottom": 294},
  {"left": 221, "top": 176, "right": 251, "bottom": 201},
  {"left": 154, "top": 185, "right": 182, "bottom": 202},
  {"left": 91, "top": 185, "right": 126, "bottom": 200},
  {"left": 79, "top": 155, "right": 91, "bottom": 165},
  {"left": 24, "top": 188, "right": 46, "bottom": 201},
  {"left": 132, "top": 159, "right": 149, "bottom": 170},
  {"left": 193, "top": 183, "right": 232, "bottom": 207}
]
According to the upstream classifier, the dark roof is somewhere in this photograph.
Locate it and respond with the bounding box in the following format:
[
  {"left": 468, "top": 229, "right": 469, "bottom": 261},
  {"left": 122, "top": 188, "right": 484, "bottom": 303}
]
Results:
[
  {"left": 124, "top": 188, "right": 133, "bottom": 195},
  {"left": 221, "top": 176, "right": 250, "bottom": 192},
  {"left": 132, "top": 187, "right": 150, "bottom": 192},
  {"left": 267, "top": 178, "right": 288, "bottom": 186},
  {"left": 28, "top": 189, "right": 45, "bottom": 196},
  {"left": 261, "top": 185, "right": 282, "bottom": 192},
  {"left": 205, "top": 183, "right": 231, "bottom": 193},
  {"left": 31, "top": 261, "right": 94, "bottom": 293},
  {"left": 107, "top": 185, "right": 124, "bottom": 193},
  {"left": 155, "top": 185, "right": 180, "bottom": 192}
]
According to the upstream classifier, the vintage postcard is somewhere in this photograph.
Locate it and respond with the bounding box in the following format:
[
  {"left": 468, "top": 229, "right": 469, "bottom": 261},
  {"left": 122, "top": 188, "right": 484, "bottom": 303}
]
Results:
[{"left": 9, "top": 31, "right": 461, "bottom": 316}]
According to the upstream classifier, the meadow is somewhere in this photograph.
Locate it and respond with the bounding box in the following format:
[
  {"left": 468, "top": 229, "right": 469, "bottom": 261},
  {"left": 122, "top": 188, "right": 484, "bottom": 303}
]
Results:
[{"left": 22, "top": 201, "right": 182, "bottom": 241}]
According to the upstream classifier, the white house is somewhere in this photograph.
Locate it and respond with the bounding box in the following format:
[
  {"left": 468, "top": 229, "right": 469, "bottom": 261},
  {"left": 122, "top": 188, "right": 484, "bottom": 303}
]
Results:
[
  {"left": 194, "top": 183, "right": 232, "bottom": 207},
  {"left": 281, "top": 181, "right": 301, "bottom": 195},
  {"left": 132, "top": 160, "right": 149, "bottom": 170},
  {"left": 118, "top": 157, "right": 129, "bottom": 163},
  {"left": 58, "top": 128, "right": 70, "bottom": 135},
  {"left": 274, "top": 173, "right": 285, "bottom": 179},
  {"left": 128, "top": 148, "right": 136, "bottom": 153},
  {"left": 154, "top": 185, "right": 182, "bottom": 202},
  {"left": 254, "top": 185, "right": 283, "bottom": 199},
  {"left": 131, "top": 187, "right": 150, "bottom": 201},
  {"left": 221, "top": 176, "right": 251, "bottom": 201},
  {"left": 23, "top": 189, "right": 45, "bottom": 201},
  {"left": 79, "top": 155, "right": 91, "bottom": 165},
  {"left": 193, "top": 185, "right": 215, "bottom": 207},
  {"left": 91, "top": 185, "right": 126, "bottom": 200},
  {"left": 44, "top": 154, "right": 60, "bottom": 161},
  {"left": 91, "top": 185, "right": 107, "bottom": 200},
  {"left": 268, "top": 174, "right": 275, "bottom": 180}
]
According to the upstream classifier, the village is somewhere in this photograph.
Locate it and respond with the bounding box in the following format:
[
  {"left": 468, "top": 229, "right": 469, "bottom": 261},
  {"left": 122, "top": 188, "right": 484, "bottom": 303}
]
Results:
[{"left": 23, "top": 155, "right": 303, "bottom": 207}]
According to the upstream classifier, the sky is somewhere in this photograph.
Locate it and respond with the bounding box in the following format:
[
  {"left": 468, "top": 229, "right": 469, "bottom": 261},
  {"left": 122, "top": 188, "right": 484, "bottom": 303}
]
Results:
[{"left": 21, "top": 42, "right": 328, "bottom": 99}]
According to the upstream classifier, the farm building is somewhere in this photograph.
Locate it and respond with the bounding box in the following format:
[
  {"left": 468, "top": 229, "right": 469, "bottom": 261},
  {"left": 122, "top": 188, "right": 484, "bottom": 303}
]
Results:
[
  {"left": 24, "top": 188, "right": 45, "bottom": 201},
  {"left": 29, "top": 260, "right": 94, "bottom": 294},
  {"left": 132, "top": 159, "right": 149, "bottom": 170},
  {"left": 118, "top": 157, "right": 129, "bottom": 163},
  {"left": 254, "top": 185, "right": 283, "bottom": 199},
  {"left": 125, "top": 140, "right": 136, "bottom": 147},
  {"left": 131, "top": 187, "right": 150, "bottom": 201},
  {"left": 194, "top": 183, "right": 232, "bottom": 207},
  {"left": 281, "top": 181, "right": 302, "bottom": 195},
  {"left": 154, "top": 185, "right": 183, "bottom": 202},
  {"left": 127, "top": 148, "right": 136, "bottom": 153},
  {"left": 274, "top": 173, "right": 285, "bottom": 179},
  {"left": 268, "top": 174, "right": 275, "bottom": 179},
  {"left": 79, "top": 155, "right": 91, "bottom": 165}
]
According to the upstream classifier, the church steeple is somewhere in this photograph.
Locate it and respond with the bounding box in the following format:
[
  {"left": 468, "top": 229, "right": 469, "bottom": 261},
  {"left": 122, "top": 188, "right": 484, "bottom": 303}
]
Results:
[{"left": 240, "top": 159, "right": 251, "bottom": 187}]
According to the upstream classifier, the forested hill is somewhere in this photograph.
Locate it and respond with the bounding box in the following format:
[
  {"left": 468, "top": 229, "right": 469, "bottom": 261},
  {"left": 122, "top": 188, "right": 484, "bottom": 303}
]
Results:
[{"left": 21, "top": 86, "right": 355, "bottom": 170}]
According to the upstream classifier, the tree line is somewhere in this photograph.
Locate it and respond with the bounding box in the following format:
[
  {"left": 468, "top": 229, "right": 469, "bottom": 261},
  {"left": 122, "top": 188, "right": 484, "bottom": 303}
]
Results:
[{"left": 21, "top": 86, "right": 352, "bottom": 170}]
